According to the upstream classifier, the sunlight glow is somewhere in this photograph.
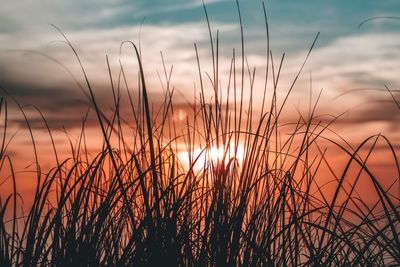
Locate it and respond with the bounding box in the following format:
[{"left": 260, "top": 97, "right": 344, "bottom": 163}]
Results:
[{"left": 178, "top": 143, "right": 245, "bottom": 171}]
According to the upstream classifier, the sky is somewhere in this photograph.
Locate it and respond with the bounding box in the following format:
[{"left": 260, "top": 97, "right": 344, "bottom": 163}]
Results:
[{"left": 0, "top": 0, "right": 399, "bottom": 172}]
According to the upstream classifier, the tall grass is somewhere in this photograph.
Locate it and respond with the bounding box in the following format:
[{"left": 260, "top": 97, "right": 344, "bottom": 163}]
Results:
[{"left": 0, "top": 1, "right": 399, "bottom": 266}]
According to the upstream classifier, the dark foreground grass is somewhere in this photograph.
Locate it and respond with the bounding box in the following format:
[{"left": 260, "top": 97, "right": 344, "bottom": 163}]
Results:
[{"left": 1, "top": 2, "right": 400, "bottom": 266}]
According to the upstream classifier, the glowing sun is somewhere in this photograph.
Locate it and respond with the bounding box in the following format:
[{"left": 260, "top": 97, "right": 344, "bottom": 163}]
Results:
[{"left": 178, "top": 143, "right": 245, "bottom": 171}]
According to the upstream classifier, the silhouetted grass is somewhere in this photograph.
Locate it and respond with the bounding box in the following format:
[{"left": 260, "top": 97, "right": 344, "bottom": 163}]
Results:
[{"left": 0, "top": 1, "right": 399, "bottom": 266}]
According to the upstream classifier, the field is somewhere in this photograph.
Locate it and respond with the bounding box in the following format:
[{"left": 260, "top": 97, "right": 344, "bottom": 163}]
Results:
[{"left": 0, "top": 1, "right": 399, "bottom": 266}]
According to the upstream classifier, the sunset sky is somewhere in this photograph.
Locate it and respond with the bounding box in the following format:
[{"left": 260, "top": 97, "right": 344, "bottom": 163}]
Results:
[
  {"left": 0, "top": 0, "right": 399, "bottom": 171},
  {"left": 1, "top": 3, "right": 399, "bottom": 265}
]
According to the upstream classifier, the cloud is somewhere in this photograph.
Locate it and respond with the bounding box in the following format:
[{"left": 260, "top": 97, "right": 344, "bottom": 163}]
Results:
[
  {"left": 0, "top": 20, "right": 238, "bottom": 133},
  {"left": 2, "top": 29, "right": 399, "bottom": 135},
  {"left": 303, "top": 32, "right": 400, "bottom": 135},
  {"left": 0, "top": 0, "right": 399, "bottom": 151}
]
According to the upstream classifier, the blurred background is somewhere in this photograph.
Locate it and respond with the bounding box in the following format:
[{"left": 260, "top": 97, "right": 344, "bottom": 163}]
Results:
[{"left": 0, "top": 0, "right": 399, "bottom": 180}]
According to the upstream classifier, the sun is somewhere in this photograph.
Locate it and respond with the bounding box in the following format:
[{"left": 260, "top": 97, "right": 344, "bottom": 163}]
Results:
[
  {"left": 178, "top": 143, "right": 245, "bottom": 171},
  {"left": 208, "top": 143, "right": 245, "bottom": 165}
]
